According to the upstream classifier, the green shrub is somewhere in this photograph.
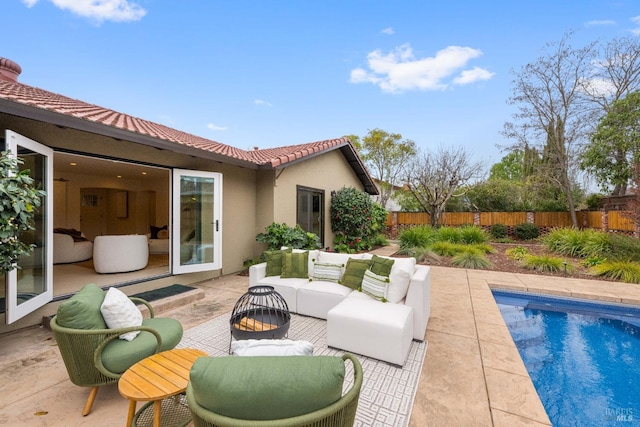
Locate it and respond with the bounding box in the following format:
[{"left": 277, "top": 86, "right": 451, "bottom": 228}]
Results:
[
  {"left": 608, "top": 234, "right": 640, "bottom": 262},
  {"left": 459, "top": 225, "right": 489, "bottom": 244},
  {"left": 514, "top": 223, "right": 539, "bottom": 240},
  {"left": 436, "top": 226, "right": 462, "bottom": 243},
  {"left": 370, "top": 233, "right": 389, "bottom": 247},
  {"left": 451, "top": 252, "right": 492, "bottom": 269},
  {"left": 0, "top": 151, "right": 46, "bottom": 273},
  {"left": 330, "top": 187, "right": 380, "bottom": 253},
  {"left": 505, "top": 246, "right": 529, "bottom": 261},
  {"left": 522, "top": 255, "right": 571, "bottom": 273},
  {"left": 589, "top": 260, "right": 640, "bottom": 283},
  {"left": 399, "top": 225, "right": 438, "bottom": 249},
  {"left": 490, "top": 223, "right": 507, "bottom": 239},
  {"left": 542, "top": 228, "right": 611, "bottom": 258},
  {"left": 430, "top": 241, "right": 462, "bottom": 257},
  {"left": 581, "top": 256, "right": 606, "bottom": 267},
  {"left": 396, "top": 246, "right": 440, "bottom": 263},
  {"left": 256, "top": 222, "right": 320, "bottom": 250},
  {"left": 468, "top": 243, "right": 495, "bottom": 254}
]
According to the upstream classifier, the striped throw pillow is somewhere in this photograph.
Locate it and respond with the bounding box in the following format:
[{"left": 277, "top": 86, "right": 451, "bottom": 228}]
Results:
[
  {"left": 311, "top": 262, "right": 343, "bottom": 283},
  {"left": 360, "top": 269, "right": 389, "bottom": 302}
]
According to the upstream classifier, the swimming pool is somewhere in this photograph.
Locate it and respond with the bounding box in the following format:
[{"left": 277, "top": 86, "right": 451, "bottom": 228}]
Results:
[{"left": 492, "top": 290, "right": 640, "bottom": 427}]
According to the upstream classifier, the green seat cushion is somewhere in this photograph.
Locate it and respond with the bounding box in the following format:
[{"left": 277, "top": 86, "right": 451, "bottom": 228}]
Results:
[
  {"left": 341, "top": 258, "right": 372, "bottom": 290},
  {"left": 190, "top": 356, "right": 345, "bottom": 420},
  {"left": 101, "top": 317, "right": 183, "bottom": 374},
  {"left": 281, "top": 251, "right": 309, "bottom": 279},
  {"left": 264, "top": 248, "right": 291, "bottom": 276},
  {"left": 370, "top": 254, "right": 395, "bottom": 277},
  {"left": 56, "top": 283, "right": 107, "bottom": 330}
]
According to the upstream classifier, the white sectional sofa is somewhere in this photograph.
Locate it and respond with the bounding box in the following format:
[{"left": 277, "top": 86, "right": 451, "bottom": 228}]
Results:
[{"left": 249, "top": 249, "right": 431, "bottom": 365}]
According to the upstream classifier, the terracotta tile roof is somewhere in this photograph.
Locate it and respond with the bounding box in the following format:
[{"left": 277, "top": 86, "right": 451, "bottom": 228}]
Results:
[
  {"left": 0, "top": 80, "right": 355, "bottom": 168},
  {"left": 0, "top": 77, "right": 377, "bottom": 193}
]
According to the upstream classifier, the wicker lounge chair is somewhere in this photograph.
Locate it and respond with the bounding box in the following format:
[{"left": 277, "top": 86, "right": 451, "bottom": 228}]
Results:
[
  {"left": 50, "top": 283, "right": 183, "bottom": 416},
  {"left": 186, "top": 353, "right": 363, "bottom": 427}
]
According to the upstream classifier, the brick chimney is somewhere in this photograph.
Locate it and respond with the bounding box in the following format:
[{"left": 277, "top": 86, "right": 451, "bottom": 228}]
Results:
[{"left": 0, "top": 57, "right": 22, "bottom": 82}]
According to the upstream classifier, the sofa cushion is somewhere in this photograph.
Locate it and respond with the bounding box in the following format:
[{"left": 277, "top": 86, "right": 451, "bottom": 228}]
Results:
[
  {"left": 264, "top": 249, "right": 290, "bottom": 277},
  {"left": 318, "top": 251, "right": 356, "bottom": 265},
  {"left": 311, "top": 261, "right": 343, "bottom": 283},
  {"left": 360, "top": 269, "right": 389, "bottom": 302},
  {"left": 100, "top": 287, "right": 143, "bottom": 341},
  {"left": 341, "top": 258, "right": 372, "bottom": 290},
  {"left": 231, "top": 339, "right": 313, "bottom": 356},
  {"left": 56, "top": 283, "right": 107, "bottom": 330},
  {"left": 384, "top": 256, "right": 416, "bottom": 303},
  {"left": 190, "top": 356, "right": 345, "bottom": 420},
  {"left": 101, "top": 317, "right": 183, "bottom": 374},
  {"left": 370, "top": 254, "right": 395, "bottom": 277},
  {"left": 281, "top": 251, "right": 309, "bottom": 279}
]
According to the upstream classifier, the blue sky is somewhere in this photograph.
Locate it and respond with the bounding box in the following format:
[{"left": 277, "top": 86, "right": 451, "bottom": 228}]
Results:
[{"left": 4, "top": 1, "right": 640, "bottom": 171}]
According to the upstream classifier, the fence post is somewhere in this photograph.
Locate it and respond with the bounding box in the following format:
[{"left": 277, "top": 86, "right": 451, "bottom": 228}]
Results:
[
  {"left": 473, "top": 211, "right": 480, "bottom": 226},
  {"left": 526, "top": 211, "right": 534, "bottom": 224},
  {"left": 391, "top": 211, "right": 398, "bottom": 239}
]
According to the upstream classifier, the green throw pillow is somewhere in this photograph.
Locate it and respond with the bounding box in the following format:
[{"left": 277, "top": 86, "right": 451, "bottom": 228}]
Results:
[
  {"left": 56, "top": 283, "right": 107, "bottom": 329},
  {"left": 370, "top": 254, "right": 395, "bottom": 277},
  {"left": 264, "top": 249, "right": 289, "bottom": 276},
  {"left": 281, "top": 251, "right": 309, "bottom": 278},
  {"left": 341, "top": 258, "right": 372, "bottom": 290}
]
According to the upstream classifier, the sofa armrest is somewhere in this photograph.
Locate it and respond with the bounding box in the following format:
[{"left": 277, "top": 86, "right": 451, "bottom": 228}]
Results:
[
  {"left": 249, "top": 262, "right": 267, "bottom": 286},
  {"left": 404, "top": 265, "right": 431, "bottom": 341}
]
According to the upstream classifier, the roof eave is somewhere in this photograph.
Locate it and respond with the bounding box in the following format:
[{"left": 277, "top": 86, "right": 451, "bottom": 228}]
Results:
[
  {"left": 259, "top": 141, "right": 378, "bottom": 195},
  {"left": 0, "top": 98, "right": 259, "bottom": 169}
]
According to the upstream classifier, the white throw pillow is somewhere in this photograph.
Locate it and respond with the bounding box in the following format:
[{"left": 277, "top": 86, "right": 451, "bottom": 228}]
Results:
[
  {"left": 311, "top": 262, "right": 343, "bottom": 283},
  {"left": 231, "top": 339, "right": 314, "bottom": 356},
  {"left": 100, "top": 287, "right": 143, "bottom": 341},
  {"left": 361, "top": 269, "right": 389, "bottom": 302},
  {"left": 384, "top": 257, "right": 416, "bottom": 303}
]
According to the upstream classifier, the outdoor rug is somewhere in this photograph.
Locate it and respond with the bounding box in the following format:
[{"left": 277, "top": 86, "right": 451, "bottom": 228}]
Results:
[{"left": 178, "top": 312, "right": 428, "bottom": 427}]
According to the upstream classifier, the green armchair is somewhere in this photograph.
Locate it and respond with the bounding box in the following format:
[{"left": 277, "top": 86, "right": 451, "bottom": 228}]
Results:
[
  {"left": 186, "top": 353, "right": 363, "bottom": 427},
  {"left": 50, "top": 283, "right": 183, "bottom": 416}
]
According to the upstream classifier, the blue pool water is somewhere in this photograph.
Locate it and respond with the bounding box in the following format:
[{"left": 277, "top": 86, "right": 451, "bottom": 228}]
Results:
[{"left": 492, "top": 290, "right": 640, "bottom": 427}]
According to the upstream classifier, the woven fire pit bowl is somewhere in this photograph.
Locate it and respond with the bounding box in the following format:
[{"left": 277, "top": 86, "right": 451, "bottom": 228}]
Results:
[{"left": 229, "top": 285, "right": 291, "bottom": 341}]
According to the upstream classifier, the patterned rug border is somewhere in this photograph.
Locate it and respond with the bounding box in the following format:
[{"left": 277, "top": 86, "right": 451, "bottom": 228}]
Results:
[{"left": 178, "top": 312, "right": 427, "bottom": 427}]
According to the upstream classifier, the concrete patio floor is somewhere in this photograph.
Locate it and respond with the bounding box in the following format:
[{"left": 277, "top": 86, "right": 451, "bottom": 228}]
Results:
[{"left": 2, "top": 245, "right": 639, "bottom": 426}]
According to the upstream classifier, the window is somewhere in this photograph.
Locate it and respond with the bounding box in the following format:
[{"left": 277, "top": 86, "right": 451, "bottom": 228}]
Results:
[{"left": 297, "top": 186, "right": 324, "bottom": 245}]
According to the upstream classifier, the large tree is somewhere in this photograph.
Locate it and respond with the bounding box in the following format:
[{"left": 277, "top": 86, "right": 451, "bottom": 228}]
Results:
[
  {"left": 404, "top": 145, "right": 482, "bottom": 226},
  {"left": 348, "top": 129, "right": 417, "bottom": 209},
  {"left": 581, "top": 91, "right": 640, "bottom": 194},
  {"left": 580, "top": 36, "right": 640, "bottom": 195},
  {"left": 502, "top": 33, "right": 594, "bottom": 226}
]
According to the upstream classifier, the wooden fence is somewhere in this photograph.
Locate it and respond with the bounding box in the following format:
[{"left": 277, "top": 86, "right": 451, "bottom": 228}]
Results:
[{"left": 385, "top": 210, "right": 637, "bottom": 236}]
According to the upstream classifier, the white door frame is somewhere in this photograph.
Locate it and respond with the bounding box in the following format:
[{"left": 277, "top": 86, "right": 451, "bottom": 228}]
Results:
[{"left": 6, "top": 130, "right": 53, "bottom": 323}]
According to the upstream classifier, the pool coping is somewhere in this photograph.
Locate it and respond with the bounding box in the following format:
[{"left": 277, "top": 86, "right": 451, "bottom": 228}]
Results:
[{"left": 415, "top": 266, "right": 640, "bottom": 426}]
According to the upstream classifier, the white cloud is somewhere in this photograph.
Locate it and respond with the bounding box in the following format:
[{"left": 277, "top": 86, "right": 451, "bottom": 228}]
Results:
[
  {"left": 254, "top": 99, "right": 273, "bottom": 107},
  {"left": 22, "top": 0, "right": 146, "bottom": 23},
  {"left": 579, "top": 77, "right": 617, "bottom": 97},
  {"left": 453, "top": 67, "right": 495, "bottom": 85},
  {"left": 381, "top": 27, "right": 394, "bottom": 35},
  {"left": 207, "top": 123, "right": 227, "bottom": 131},
  {"left": 350, "top": 43, "right": 494, "bottom": 93},
  {"left": 584, "top": 19, "right": 616, "bottom": 27}
]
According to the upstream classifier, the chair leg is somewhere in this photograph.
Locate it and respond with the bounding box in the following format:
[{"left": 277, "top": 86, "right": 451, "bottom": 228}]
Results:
[{"left": 82, "top": 386, "right": 99, "bottom": 416}]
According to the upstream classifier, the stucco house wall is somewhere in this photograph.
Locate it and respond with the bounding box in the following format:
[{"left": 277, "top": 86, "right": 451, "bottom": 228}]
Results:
[{"left": 272, "top": 149, "right": 364, "bottom": 249}]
